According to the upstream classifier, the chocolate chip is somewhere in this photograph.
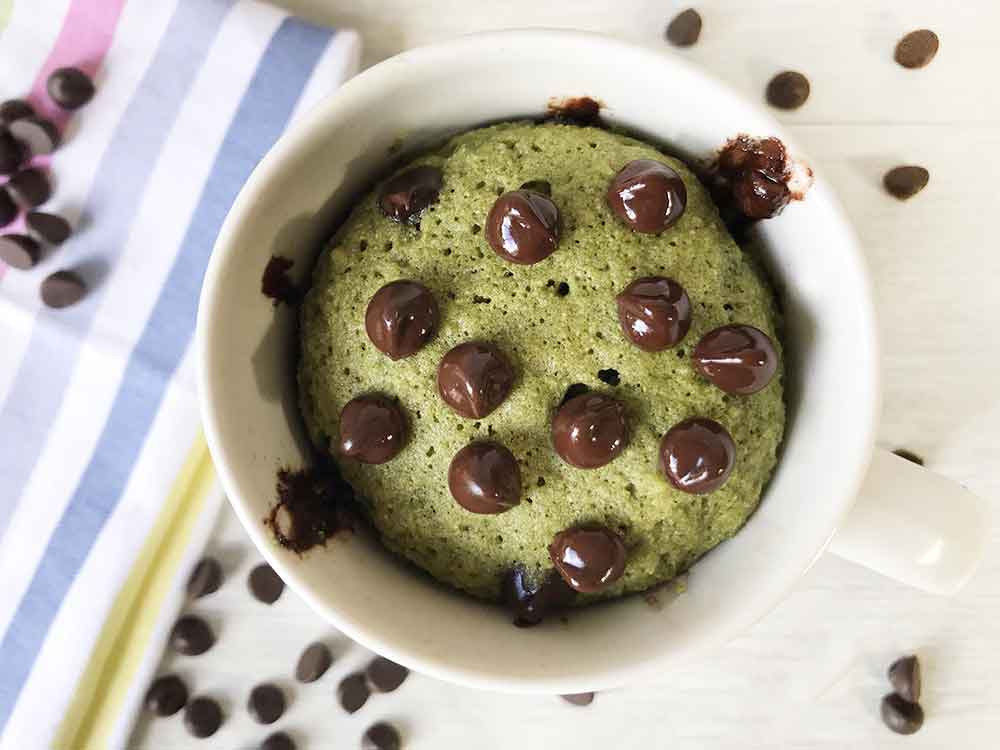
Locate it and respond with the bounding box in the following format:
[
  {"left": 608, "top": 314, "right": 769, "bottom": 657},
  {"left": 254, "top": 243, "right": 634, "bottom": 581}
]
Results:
[
  {"left": 25, "top": 211, "right": 71, "bottom": 244},
  {"left": 607, "top": 159, "right": 687, "bottom": 234},
  {"left": 261, "top": 731, "right": 296, "bottom": 750},
  {"left": 550, "top": 526, "right": 627, "bottom": 593},
  {"left": 560, "top": 692, "right": 595, "bottom": 706},
  {"left": 40, "top": 269, "right": 86, "bottom": 308},
  {"left": 378, "top": 165, "right": 442, "bottom": 224},
  {"left": 366, "top": 657, "right": 409, "bottom": 693},
  {"left": 0, "top": 99, "right": 33, "bottom": 125},
  {"left": 552, "top": 393, "right": 629, "bottom": 469},
  {"left": 248, "top": 563, "right": 285, "bottom": 604},
  {"left": 248, "top": 683, "right": 285, "bottom": 724},
  {"left": 0, "top": 188, "right": 16, "bottom": 228},
  {"left": 766, "top": 71, "right": 810, "bottom": 110},
  {"left": 883, "top": 166, "right": 929, "bottom": 200},
  {"left": 731, "top": 169, "right": 790, "bottom": 219},
  {"left": 362, "top": 722, "right": 401, "bottom": 750},
  {"left": 892, "top": 449, "right": 924, "bottom": 466},
  {"left": 659, "top": 417, "right": 736, "bottom": 494},
  {"left": 184, "top": 696, "right": 223, "bottom": 738},
  {"left": 260, "top": 255, "right": 300, "bottom": 305},
  {"left": 597, "top": 368, "right": 620, "bottom": 386},
  {"left": 296, "top": 641, "right": 333, "bottom": 683},
  {"left": 519, "top": 179, "right": 551, "bottom": 196},
  {"left": 6, "top": 167, "right": 51, "bottom": 207},
  {"left": 185, "top": 557, "right": 223, "bottom": 599},
  {"left": 693, "top": 324, "right": 778, "bottom": 394},
  {"left": 338, "top": 395, "right": 407, "bottom": 464},
  {"left": 0, "top": 130, "right": 25, "bottom": 175},
  {"left": 665, "top": 8, "right": 702, "bottom": 47},
  {"left": 881, "top": 693, "right": 924, "bottom": 735},
  {"left": 437, "top": 341, "right": 514, "bottom": 418},
  {"left": 547, "top": 96, "right": 602, "bottom": 126},
  {"left": 8, "top": 117, "right": 60, "bottom": 157},
  {"left": 365, "top": 280, "right": 438, "bottom": 359},
  {"left": 144, "top": 675, "right": 188, "bottom": 717},
  {"left": 0, "top": 234, "right": 41, "bottom": 270},
  {"left": 170, "top": 615, "right": 215, "bottom": 656},
  {"left": 448, "top": 441, "right": 521, "bottom": 514},
  {"left": 616, "top": 276, "right": 692, "bottom": 351},
  {"left": 502, "top": 565, "right": 576, "bottom": 626},
  {"left": 888, "top": 655, "right": 922, "bottom": 703},
  {"left": 718, "top": 136, "right": 787, "bottom": 180},
  {"left": 337, "top": 673, "right": 370, "bottom": 713},
  {"left": 895, "top": 29, "right": 939, "bottom": 69},
  {"left": 47, "top": 67, "right": 95, "bottom": 110},
  {"left": 486, "top": 189, "right": 560, "bottom": 265}
]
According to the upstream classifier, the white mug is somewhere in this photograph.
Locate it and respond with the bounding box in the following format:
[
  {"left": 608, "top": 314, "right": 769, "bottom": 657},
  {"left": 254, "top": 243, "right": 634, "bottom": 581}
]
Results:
[{"left": 197, "top": 30, "right": 990, "bottom": 694}]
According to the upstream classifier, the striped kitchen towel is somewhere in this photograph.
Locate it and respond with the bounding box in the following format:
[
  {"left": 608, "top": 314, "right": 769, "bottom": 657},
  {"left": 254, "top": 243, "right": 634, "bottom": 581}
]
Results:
[{"left": 0, "top": 0, "right": 360, "bottom": 747}]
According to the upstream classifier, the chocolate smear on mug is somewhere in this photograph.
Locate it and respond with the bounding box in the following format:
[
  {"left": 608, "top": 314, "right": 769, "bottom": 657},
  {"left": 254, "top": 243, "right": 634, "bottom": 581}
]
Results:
[
  {"left": 267, "top": 465, "right": 356, "bottom": 554},
  {"left": 502, "top": 564, "right": 576, "bottom": 626},
  {"left": 546, "top": 96, "right": 603, "bottom": 126},
  {"left": 261, "top": 255, "right": 302, "bottom": 306}
]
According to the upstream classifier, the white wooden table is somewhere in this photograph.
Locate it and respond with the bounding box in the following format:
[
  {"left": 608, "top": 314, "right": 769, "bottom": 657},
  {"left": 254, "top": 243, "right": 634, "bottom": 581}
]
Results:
[{"left": 132, "top": 1, "right": 1000, "bottom": 747}]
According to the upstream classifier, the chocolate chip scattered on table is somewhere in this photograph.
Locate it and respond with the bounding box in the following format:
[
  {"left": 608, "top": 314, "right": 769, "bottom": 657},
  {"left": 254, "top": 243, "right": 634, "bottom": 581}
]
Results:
[
  {"left": 47, "top": 66, "right": 96, "bottom": 110},
  {"left": 184, "top": 696, "right": 224, "bottom": 738},
  {"left": 144, "top": 675, "right": 188, "bottom": 717},
  {"left": 766, "top": 71, "right": 810, "bottom": 110},
  {"left": 338, "top": 673, "right": 371, "bottom": 713},
  {"left": 26, "top": 210, "right": 72, "bottom": 244},
  {"left": 366, "top": 657, "right": 409, "bottom": 693},
  {"left": 881, "top": 654, "right": 925, "bottom": 735},
  {"left": 186, "top": 557, "right": 223, "bottom": 599},
  {"left": 248, "top": 683, "right": 286, "bottom": 724},
  {"left": 261, "top": 731, "right": 296, "bottom": 750},
  {"left": 560, "top": 692, "right": 595, "bottom": 706},
  {"left": 362, "top": 722, "right": 402, "bottom": 750},
  {"left": 883, "top": 165, "right": 929, "bottom": 200},
  {"left": 248, "top": 562, "right": 285, "bottom": 604},
  {"left": 0, "top": 234, "right": 41, "bottom": 270},
  {"left": 169, "top": 614, "right": 215, "bottom": 656},
  {"left": 665, "top": 8, "right": 702, "bottom": 47},
  {"left": 894, "top": 29, "right": 939, "bottom": 69},
  {"left": 296, "top": 641, "right": 333, "bottom": 683},
  {"left": 40, "top": 270, "right": 86, "bottom": 308}
]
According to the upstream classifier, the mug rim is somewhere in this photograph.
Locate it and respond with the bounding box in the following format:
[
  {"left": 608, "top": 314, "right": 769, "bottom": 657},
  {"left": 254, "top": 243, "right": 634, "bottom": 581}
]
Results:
[{"left": 197, "top": 28, "right": 879, "bottom": 693}]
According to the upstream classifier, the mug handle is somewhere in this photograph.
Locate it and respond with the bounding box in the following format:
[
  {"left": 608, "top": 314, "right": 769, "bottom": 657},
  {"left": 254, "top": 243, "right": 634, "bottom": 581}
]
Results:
[{"left": 828, "top": 448, "right": 992, "bottom": 594}]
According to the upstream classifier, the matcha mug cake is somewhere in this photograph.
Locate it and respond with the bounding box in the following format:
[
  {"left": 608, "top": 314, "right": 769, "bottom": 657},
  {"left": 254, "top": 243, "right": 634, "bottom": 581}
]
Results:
[{"left": 198, "top": 31, "right": 988, "bottom": 693}]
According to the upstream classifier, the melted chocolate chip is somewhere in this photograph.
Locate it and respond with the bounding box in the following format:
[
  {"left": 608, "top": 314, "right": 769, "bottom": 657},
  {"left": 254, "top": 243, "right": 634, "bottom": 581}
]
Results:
[
  {"left": 338, "top": 673, "right": 370, "bottom": 713},
  {"left": 363, "top": 722, "right": 401, "bottom": 750},
  {"left": 0, "top": 99, "right": 33, "bottom": 125},
  {"left": 170, "top": 615, "right": 215, "bottom": 656},
  {"left": 338, "top": 395, "right": 407, "bottom": 464},
  {"left": 437, "top": 342, "right": 514, "bottom": 418},
  {"left": 895, "top": 29, "right": 939, "bottom": 69},
  {"left": 378, "top": 165, "right": 442, "bottom": 224},
  {"left": 552, "top": 393, "right": 629, "bottom": 469},
  {"left": 888, "top": 655, "right": 922, "bottom": 703},
  {"left": 659, "top": 418, "right": 736, "bottom": 494},
  {"left": 607, "top": 159, "right": 687, "bottom": 234},
  {"left": 40, "top": 270, "right": 86, "bottom": 308},
  {"left": 248, "top": 563, "right": 285, "bottom": 604},
  {"left": 296, "top": 642, "right": 333, "bottom": 683},
  {"left": 713, "top": 135, "right": 795, "bottom": 221},
  {"left": 0, "top": 234, "right": 41, "bottom": 270},
  {"left": 248, "top": 683, "right": 285, "bottom": 724},
  {"left": 366, "top": 657, "right": 409, "bottom": 693},
  {"left": 261, "top": 255, "right": 300, "bottom": 306},
  {"left": 448, "top": 441, "right": 521, "bottom": 514},
  {"left": 502, "top": 565, "right": 576, "bottom": 626},
  {"left": 547, "top": 96, "right": 602, "bottom": 126},
  {"left": 883, "top": 166, "right": 929, "bottom": 200},
  {"left": 186, "top": 557, "right": 223, "bottom": 599},
  {"left": 549, "top": 526, "right": 627, "bottom": 593},
  {"left": 268, "top": 465, "right": 356, "bottom": 553},
  {"left": 731, "top": 169, "right": 790, "bottom": 219},
  {"left": 766, "top": 71, "right": 811, "bottom": 110},
  {"left": 0, "top": 130, "right": 25, "bottom": 175},
  {"left": 881, "top": 693, "right": 924, "bottom": 735},
  {"left": 693, "top": 324, "right": 778, "bottom": 394},
  {"left": 665, "top": 8, "right": 702, "bottom": 47},
  {"left": 145, "top": 675, "right": 188, "bottom": 717},
  {"left": 561, "top": 692, "right": 595, "bottom": 706},
  {"left": 365, "top": 280, "right": 438, "bottom": 359},
  {"left": 184, "top": 697, "right": 223, "bottom": 738},
  {"left": 486, "top": 189, "right": 560, "bottom": 265},
  {"left": 47, "top": 67, "right": 95, "bottom": 110},
  {"left": 616, "top": 276, "right": 692, "bottom": 351},
  {"left": 718, "top": 136, "right": 787, "bottom": 179}
]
